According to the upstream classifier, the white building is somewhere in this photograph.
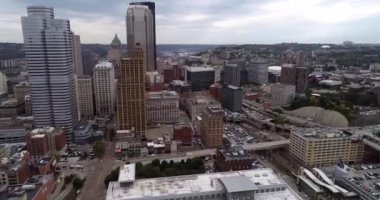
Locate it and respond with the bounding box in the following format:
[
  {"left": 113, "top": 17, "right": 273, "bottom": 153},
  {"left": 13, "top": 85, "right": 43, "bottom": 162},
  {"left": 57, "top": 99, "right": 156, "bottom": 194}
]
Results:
[
  {"left": 127, "top": 5, "right": 155, "bottom": 71},
  {"left": 0, "top": 72, "right": 7, "bottom": 93},
  {"left": 147, "top": 91, "right": 179, "bottom": 125},
  {"left": 21, "top": 6, "right": 78, "bottom": 132},
  {"left": 93, "top": 61, "right": 115, "bottom": 117},
  {"left": 106, "top": 165, "right": 302, "bottom": 200},
  {"left": 271, "top": 84, "right": 296, "bottom": 106}
]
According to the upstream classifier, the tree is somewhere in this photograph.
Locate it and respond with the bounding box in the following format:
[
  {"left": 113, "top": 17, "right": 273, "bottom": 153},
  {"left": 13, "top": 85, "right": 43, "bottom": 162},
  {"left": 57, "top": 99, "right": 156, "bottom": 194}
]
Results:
[
  {"left": 160, "top": 160, "right": 169, "bottom": 171},
  {"left": 93, "top": 140, "right": 106, "bottom": 158},
  {"left": 151, "top": 159, "right": 160, "bottom": 167},
  {"left": 72, "top": 178, "right": 85, "bottom": 190},
  {"left": 272, "top": 108, "right": 283, "bottom": 114}
]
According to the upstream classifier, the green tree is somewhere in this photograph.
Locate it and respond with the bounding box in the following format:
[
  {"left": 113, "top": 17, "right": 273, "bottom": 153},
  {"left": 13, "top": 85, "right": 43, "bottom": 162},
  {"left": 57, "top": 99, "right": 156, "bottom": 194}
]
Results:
[
  {"left": 93, "top": 140, "right": 106, "bottom": 158},
  {"left": 72, "top": 178, "right": 85, "bottom": 190},
  {"left": 151, "top": 159, "right": 160, "bottom": 167},
  {"left": 160, "top": 160, "right": 169, "bottom": 171}
]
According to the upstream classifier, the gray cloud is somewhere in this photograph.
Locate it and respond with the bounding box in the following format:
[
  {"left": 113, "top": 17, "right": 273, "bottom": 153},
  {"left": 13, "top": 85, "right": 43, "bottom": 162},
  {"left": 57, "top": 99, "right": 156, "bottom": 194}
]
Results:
[{"left": 1, "top": 0, "right": 380, "bottom": 44}]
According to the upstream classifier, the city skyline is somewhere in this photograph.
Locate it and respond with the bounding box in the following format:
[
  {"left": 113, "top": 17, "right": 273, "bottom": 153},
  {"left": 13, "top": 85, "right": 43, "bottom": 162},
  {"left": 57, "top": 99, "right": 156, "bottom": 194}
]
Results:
[{"left": 2, "top": 0, "right": 380, "bottom": 44}]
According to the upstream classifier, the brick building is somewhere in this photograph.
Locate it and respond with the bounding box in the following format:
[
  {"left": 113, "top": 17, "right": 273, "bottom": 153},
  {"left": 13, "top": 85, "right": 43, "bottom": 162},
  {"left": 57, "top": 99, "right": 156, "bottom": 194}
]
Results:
[
  {"left": 215, "top": 147, "right": 255, "bottom": 171},
  {"left": 173, "top": 123, "right": 192, "bottom": 146},
  {"left": 200, "top": 106, "right": 224, "bottom": 148}
]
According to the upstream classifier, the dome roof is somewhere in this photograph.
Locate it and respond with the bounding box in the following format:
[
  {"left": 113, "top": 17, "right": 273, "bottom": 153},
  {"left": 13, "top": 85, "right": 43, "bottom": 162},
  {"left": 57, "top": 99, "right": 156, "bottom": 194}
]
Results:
[{"left": 111, "top": 34, "right": 121, "bottom": 46}]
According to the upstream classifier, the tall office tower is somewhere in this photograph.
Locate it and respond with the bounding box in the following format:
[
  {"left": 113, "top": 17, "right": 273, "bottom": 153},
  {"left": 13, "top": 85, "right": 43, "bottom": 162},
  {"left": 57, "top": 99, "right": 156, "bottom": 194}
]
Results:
[
  {"left": 0, "top": 72, "right": 8, "bottom": 93},
  {"left": 76, "top": 76, "right": 94, "bottom": 119},
  {"left": 21, "top": 6, "right": 78, "bottom": 132},
  {"left": 93, "top": 61, "right": 115, "bottom": 117},
  {"left": 130, "top": 2, "right": 156, "bottom": 70},
  {"left": 200, "top": 106, "right": 224, "bottom": 148},
  {"left": 248, "top": 60, "right": 269, "bottom": 84},
  {"left": 126, "top": 4, "right": 155, "bottom": 71},
  {"left": 107, "top": 34, "right": 123, "bottom": 79},
  {"left": 296, "top": 51, "right": 306, "bottom": 67},
  {"left": 223, "top": 63, "right": 241, "bottom": 87},
  {"left": 117, "top": 48, "right": 146, "bottom": 139},
  {"left": 280, "top": 64, "right": 308, "bottom": 93},
  {"left": 82, "top": 49, "right": 97, "bottom": 76},
  {"left": 73, "top": 34, "right": 84, "bottom": 76},
  {"left": 107, "top": 34, "right": 123, "bottom": 65}
]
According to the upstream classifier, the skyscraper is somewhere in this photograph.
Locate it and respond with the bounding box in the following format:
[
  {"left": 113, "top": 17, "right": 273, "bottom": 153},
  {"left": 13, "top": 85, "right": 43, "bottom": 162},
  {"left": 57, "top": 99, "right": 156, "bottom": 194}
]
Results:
[
  {"left": 107, "top": 34, "right": 123, "bottom": 78},
  {"left": 130, "top": 1, "right": 156, "bottom": 70},
  {"left": 200, "top": 106, "right": 224, "bottom": 148},
  {"left": 223, "top": 63, "right": 241, "bottom": 87},
  {"left": 73, "top": 34, "right": 84, "bottom": 76},
  {"left": 21, "top": 6, "right": 78, "bottom": 132},
  {"left": 76, "top": 76, "right": 94, "bottom": 119},
  {"left": 93, "top": 61, "right": 116, "bottom": 117},
  {"left": 126, "top": 4, "right": 155, "bottom": 71},
  {"left": 117, "top": 48, "right": 146, "bottom": 139}
]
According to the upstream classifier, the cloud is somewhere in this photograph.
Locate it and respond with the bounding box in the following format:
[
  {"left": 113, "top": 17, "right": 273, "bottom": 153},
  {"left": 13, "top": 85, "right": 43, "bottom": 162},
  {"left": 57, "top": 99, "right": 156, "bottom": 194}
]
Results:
[{"left": 1, "top": 0, "right": 380, "bottom": 44}]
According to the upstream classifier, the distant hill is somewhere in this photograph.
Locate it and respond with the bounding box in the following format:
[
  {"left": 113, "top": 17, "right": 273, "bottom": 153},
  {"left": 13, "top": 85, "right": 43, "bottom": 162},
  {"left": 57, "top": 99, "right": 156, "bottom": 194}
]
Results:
[{"left": 0, "top": 42, "right": 225, "bottom": 60}]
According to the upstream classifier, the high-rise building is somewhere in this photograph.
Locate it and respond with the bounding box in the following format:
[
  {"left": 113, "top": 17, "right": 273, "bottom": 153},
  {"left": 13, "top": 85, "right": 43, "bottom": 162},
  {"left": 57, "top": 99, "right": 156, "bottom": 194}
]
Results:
[
  {"left": 247, "top": 60, "right": 269, "bottom": 84},
  {"left": 223, "top": 63, "right": 241, "bottom": 87},
  {"left": 186, "top": 66, "right": 215, "bottom": 91},
  {"left": 200, "top": 106, "right": 224, "bottom": 148},
  {"left": 290, "top": 128, "right": 364, "bottom": 167},
  {"left": 82, "top": 49, "right": 97, "bottom": 77},
  {"left": 13, "top": 81, "right": 30, "bottom": 103},
  {"left": 146, "top": 91, "right": 179, "bottom": 125},
  {"left": 296, "top": 51, "right": 306, "bottom": 67},
  {"left": 93, "top": 61, "right": 115, "bottom": 117},
  {"left": 76, "top": 76, "right": 94, "bottom": 119},
  {"left": 126, "top": 4, "right": 155, "bottom": 71},
  {"left": 107, "top": 34, "right": 123, "bottom": 77},
  {"left": 117, "top": 48, "right": 146, "bottom": 138},
  {"left": 280, "top": 64, "right": 308, "bottom": 93},
  {"left": 0, "top": 72, "right": 7, "bottom": 93},
  {"left": 21, "top": 6, "right": 78, "bottom": 131},
  {"left": 130, "top": 1, "right": 156, "bottom": 69},
  {"left": 221, "top": 85, "right": 243, "bottom": 112},
  {"left": 73, "top": 34, "right": 83, "bottom": 76}
]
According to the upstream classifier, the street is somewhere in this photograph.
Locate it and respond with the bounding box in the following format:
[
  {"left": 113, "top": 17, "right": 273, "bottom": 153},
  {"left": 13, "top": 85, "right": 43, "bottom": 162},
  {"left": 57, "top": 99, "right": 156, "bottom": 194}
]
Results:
[{"left": 78, "top": 141, "right": 123, "bottom": 200}]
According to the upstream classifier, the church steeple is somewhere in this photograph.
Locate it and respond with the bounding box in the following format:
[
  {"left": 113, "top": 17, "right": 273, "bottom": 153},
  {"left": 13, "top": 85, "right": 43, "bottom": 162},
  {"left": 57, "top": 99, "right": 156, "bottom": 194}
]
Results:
[{"left": 111, "top": 34, "right": 121, "bottom": 47}]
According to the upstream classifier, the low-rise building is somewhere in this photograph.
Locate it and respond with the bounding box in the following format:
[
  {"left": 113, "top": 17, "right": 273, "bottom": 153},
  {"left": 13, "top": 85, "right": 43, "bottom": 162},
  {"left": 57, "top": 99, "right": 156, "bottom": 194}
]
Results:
[
  {"left": 0, "top": 151, "right": 31, "bottom": 187},
  {"left": 106, "top": 164, "right": 302, "bottom": 200},
  {"left": 0, "top": 98, "right": 25, "bottom": 117},
  {"left": 0, "top": 175, "right": 55, "bottom": 200},
  {"left": 215, "top": 147, "right": 255, "bottom": 172},
  {"left": 26, "top": 127, "right": 67, "bottom": 163},
  {"left": 73, "top": 122, "right": 94, "bottom": 144},
  {"left": 13, "top": 81, "right": 30, "bottom": 103},
  {"left": 173, "top": 123, "right": 193, "bottom": 146},
  {"left": 146, "top": 91, "right": 179, "bottom": 125},
  {"left": 290, "top": 128, "right": 364, "bottom": 167}
]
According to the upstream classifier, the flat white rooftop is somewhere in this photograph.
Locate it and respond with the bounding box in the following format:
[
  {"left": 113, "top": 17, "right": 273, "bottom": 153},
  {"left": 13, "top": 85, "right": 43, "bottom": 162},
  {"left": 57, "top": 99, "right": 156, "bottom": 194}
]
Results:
[
  {"left": 119, "top": 164, "right": 136, "bottom": 183},
  {"left": 186, "top": 66, "right": 214, "bottom": 72},
  {"left": 106, "top": 168, "right": 302, "bottom": 200}
]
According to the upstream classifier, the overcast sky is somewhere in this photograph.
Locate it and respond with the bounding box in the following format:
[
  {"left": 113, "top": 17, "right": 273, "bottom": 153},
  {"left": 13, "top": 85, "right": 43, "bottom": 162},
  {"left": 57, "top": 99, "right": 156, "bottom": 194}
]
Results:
[{"left": 1, "top": 0, "right": 380, "bottom": 44}]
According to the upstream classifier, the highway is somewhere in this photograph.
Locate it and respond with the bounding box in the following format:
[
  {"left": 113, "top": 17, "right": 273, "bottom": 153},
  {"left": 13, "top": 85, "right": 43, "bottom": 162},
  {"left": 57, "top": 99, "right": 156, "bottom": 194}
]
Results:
[{"left": 129, "top": 140, "right": 289, "bottom": 163}]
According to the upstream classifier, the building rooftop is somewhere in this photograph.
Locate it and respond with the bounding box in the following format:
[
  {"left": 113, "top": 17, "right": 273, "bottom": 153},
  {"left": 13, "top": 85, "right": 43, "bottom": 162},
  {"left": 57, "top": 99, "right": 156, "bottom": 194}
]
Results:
[
  {"left": 292, "top": 127, "right": 358, "bottom": 140},
  {"left": 0, "top": 175, "right": 53, "bottom": 200},
  {"left": 0, "top": 98, "right": 20, "bottom": 107},
  {"left": 95, "top": 61, "right": 113, "bottom": 69},
  {"left": 219, "top": 146, "right": 253, "bottom": 160},
  {"left": 147, "top": 91, "right": 179, "bottom": 99},
  {"left": 119, "top": 164, "right": 136, "bottom": 183},
  {"left": 186, "top": 66, "right": 214, "bottom": 72},
  {"left": 106, "top": 168, "right": 302, "bottom": 200}
]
